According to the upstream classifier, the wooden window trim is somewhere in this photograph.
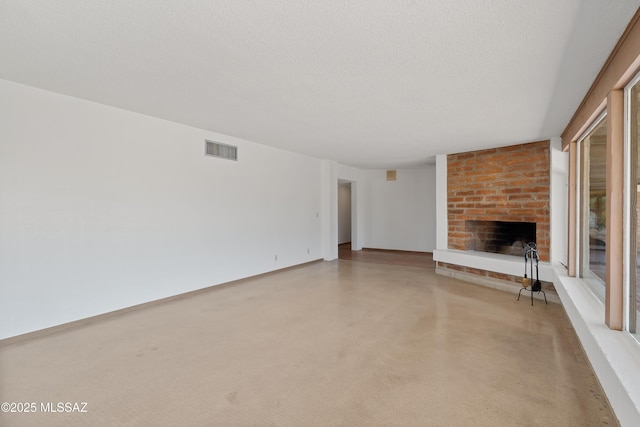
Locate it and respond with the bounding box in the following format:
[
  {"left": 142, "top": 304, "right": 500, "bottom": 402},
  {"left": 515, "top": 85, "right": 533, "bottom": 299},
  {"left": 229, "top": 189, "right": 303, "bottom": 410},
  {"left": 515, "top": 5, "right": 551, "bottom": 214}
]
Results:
[{"left": 606, "top": 90, "right": 625, "bottom": 330}]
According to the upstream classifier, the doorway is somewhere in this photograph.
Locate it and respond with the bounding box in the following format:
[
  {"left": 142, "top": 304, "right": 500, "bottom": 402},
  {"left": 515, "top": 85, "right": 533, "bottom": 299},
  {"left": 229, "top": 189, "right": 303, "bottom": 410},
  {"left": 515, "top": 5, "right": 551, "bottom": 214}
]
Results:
[{"left": 338, "top": 180, "right": 353, "bottom": 257}]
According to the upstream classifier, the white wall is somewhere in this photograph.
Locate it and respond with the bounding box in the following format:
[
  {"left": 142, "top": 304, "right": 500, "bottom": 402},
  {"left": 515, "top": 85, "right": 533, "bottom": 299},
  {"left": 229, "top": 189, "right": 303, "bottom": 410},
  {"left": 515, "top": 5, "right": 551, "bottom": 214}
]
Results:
[
  {"left": 0, "top": 80, "right": 324, "bottom": 339},
  {"left": 338, "top": 182, "right": 351, "bottom": 244},
  {"left": 550, "top": 137, "right": 568, "bottom": 264},
  {"left": 322, "top": 160, "right": 338, "bottom": 260},
  {"left": 435, "top": 155, "right": 448, "bottom": 250},
  {"left": 364, "top": 167, "right": 436, "bottom": 252}
]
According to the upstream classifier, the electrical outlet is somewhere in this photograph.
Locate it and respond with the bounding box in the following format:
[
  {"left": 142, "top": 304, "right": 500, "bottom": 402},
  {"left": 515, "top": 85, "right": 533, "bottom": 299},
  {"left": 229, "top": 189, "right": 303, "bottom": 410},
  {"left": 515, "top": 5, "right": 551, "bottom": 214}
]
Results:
[
  {"left": 275, "top": 254, "right": 278, "bottom": 261},
  {"left": 307, "top": 248, "right": 310, "bottom": 254}
]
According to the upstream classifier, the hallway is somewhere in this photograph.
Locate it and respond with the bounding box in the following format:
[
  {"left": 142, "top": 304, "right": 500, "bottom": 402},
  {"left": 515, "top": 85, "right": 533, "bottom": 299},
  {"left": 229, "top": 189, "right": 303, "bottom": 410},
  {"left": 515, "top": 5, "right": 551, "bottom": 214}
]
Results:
[{"left": 338, "top": 243, "right": 435, "bottom": 270}]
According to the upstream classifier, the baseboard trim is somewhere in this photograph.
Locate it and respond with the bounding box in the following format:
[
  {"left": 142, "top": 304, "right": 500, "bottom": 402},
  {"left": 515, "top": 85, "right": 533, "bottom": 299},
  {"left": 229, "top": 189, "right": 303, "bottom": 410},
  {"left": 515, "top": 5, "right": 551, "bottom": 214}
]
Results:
[
  {"left": 361, "top": 247, "right": 433, "bottom": 255},
  {"left": 0, "top": 259, "right": 324, "bottom": 346}
]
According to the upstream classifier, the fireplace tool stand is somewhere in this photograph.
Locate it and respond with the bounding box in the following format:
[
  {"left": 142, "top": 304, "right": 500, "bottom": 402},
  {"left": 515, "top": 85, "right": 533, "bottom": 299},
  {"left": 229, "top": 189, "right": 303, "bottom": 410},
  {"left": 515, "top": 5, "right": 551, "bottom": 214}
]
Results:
[{"left": 517, "top": 242, "right": 547, "bottom": 305}]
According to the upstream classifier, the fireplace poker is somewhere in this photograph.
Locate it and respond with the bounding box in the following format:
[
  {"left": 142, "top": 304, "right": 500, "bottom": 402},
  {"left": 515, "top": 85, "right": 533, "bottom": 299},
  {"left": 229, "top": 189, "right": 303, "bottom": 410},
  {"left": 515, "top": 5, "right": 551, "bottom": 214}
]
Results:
[
  {"left": 533, "top": 250, "right": 542, "bottom": 292},
  {"left": 522, "top": 250, "right": 531, "bottom": 288}
]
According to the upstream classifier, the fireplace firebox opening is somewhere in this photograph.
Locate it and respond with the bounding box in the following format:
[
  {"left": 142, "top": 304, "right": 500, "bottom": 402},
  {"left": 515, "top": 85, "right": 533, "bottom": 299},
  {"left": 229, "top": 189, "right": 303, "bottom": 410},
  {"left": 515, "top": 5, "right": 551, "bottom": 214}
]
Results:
[{"left": 465, "top": 220, "right": 536, "bottom": 257}]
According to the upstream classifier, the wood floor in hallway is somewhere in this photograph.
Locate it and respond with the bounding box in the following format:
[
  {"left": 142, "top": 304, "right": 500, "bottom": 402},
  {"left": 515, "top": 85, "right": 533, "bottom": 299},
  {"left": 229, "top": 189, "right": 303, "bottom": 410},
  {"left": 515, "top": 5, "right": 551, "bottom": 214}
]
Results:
[
  {"left": 0, "top": 256, "right": 616, "bottom": 426},
  {"left": 338, "top": 243, "right": 435, "bottom": 270}
]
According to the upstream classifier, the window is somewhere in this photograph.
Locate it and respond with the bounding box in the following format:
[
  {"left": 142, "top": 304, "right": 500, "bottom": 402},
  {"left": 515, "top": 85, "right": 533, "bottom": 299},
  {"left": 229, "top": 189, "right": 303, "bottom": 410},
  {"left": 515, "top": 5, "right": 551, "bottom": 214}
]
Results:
[
  {"left": 578, "top": 115, "right": 607, "bottom": 299},
  {"left": 627, "top": 78, "right": 640, "bottom": 337}
]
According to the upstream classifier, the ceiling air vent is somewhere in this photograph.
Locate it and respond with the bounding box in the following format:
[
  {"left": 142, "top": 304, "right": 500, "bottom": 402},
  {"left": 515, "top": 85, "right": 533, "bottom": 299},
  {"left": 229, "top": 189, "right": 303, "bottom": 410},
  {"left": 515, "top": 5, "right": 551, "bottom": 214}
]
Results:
[{"left": 205, "top": 140, "right": 237, "bottom": 161}]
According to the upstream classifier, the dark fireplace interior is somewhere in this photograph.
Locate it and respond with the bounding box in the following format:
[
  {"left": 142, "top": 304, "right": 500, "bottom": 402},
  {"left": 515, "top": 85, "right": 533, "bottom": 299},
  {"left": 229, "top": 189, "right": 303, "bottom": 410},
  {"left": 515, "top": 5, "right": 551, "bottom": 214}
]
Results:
[{"left": 466, "top": 220, "right": 536, "bottom": 257}]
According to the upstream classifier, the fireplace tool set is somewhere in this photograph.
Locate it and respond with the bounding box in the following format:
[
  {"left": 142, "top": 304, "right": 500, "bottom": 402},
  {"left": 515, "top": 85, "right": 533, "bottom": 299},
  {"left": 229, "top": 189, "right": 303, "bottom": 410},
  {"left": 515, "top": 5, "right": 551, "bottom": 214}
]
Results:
[{"left": 518, "top": 242, "right": 547, "bottom": 305}]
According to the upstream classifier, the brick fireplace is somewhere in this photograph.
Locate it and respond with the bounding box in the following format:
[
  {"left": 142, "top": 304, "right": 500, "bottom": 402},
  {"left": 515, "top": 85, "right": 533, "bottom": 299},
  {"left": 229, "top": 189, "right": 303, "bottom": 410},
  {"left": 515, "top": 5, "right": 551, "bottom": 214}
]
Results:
[{"left": 447, "top": 140, "right": 551, "bottom": 260}]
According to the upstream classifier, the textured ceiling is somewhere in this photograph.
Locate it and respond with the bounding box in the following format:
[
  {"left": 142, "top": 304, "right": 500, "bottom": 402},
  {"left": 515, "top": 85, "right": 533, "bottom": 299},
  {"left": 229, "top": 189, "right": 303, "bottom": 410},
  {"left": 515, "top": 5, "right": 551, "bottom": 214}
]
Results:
[{"left": 1, "top": 0, "right": 639, "bottom": 168}]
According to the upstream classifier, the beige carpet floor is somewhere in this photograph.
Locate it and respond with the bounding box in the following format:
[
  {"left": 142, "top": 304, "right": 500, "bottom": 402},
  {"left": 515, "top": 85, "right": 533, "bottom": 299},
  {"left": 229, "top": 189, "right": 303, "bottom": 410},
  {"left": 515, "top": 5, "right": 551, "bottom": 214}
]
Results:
[{"left": 0, "top": 259, "right": 616, "bottom": 426}]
